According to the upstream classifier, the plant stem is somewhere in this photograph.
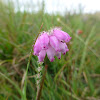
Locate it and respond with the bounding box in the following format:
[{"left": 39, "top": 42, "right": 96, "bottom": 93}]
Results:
[
  {"left": 36, "top": 65, "right": 48, "bottom": 100},
  {"left": 22, "top": 48, "right": 33, "bottom": 100},
  {"left": 22, "top": 23, "right": 44, "bottom": 100}
]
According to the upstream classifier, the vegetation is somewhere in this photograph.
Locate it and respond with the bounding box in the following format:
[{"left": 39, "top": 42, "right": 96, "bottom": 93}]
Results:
[{"left": 0, "top": 1, "right": 100, "bottom": 100}]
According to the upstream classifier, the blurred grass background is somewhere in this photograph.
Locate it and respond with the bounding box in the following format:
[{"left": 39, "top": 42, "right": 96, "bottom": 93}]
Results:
[{"left": 0, "top": 0, "right": 100, "bottom": 100}]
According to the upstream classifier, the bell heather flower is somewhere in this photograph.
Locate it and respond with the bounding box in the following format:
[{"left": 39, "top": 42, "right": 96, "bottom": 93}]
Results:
[
  {"left": 33, "top": 28, "right": 71, "bottom": 62},
  {"left": 46, "top": 44, "right": 56, "bottom": 62},
  {"left": 33, "top": 38, "right": 42, "bottom": 56},
  {"left": 49, "top": 35, "right": 60, "bottom": 52},
  {"left": 53, "top": 28, "right": 71, "bottom": 43},
  {"left": 39, "top": 32, "right": 49, "bottom": 49},
  {"left": 38, "top": 49, "right": 46, "bottom": 62}
]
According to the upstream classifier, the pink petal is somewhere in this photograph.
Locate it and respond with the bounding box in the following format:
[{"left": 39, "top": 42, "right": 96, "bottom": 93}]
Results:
[
  {"left": 65, "top": 44, "right": 69, "bottom": 52},
  {"left": 53, "top": 29, "right": 71, "bottom": 43},
  {"left": 38, "top": 50, "right": 46, "bottom": 62},
  {"left": 46, "top": 45, "right": 56, "bottom": 62},
  {"left": 33, "top": 38, "right": 42, "bottom": 56},
  {"left": 49, "top": 35, "right": 60, "bottom": 51},
  {"left": 53, "top": 29, "right": 65, "bottom": 42},
  {"left": 59, "top": 42, "right": 68, "bottom": 55},
  {"left": 62, "top": 31, "right": 71, "bottom": 42},
  {"left": 39, "top": 32, "right": 49, "bottom": 49},
  {"left": 56, "top": 52, "right": 61, "bottom": 59}
]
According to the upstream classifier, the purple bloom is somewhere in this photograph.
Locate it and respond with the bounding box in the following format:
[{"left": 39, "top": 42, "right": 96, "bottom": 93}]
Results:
[
  {"left": 46, "top": 44, "right": 56, "bottom": 62},
  {"left": 39, "top": 32, "right": 49, "bottom": 49},
  {"left": 33, "top": 38, "right": 42, "bottom": 56},
  {"left": 38, "top": 50, "right": 46, "bottom": 62},
  {"left": 56, "top": 52, "right": 61, "bottom": 59},
  {"left": 49, "top": 35, "right": 60, "bottom": 52},
  {"left": 53, "top": 28, "right": 71, "bottom": 43},
  {"left": 33, "top": 28, "right": 71, "bottom": 62},
  {"left": 59, "top": 42, "right": 69, "bottom": 55}
]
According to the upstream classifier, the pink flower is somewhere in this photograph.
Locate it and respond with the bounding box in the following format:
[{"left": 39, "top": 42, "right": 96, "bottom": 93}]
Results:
[
  {"left": 46, "top": 45, "right": 56, "bottom": 62},
  {"left": 56, "top": 52, "right": 61, "bottom": 59},
  {"left": 38, "top": 50, "right": 46, "bottom": 62},
  {"left": 33, "top": 38, "right": 42, "bottom": 56},
  {"left": 33, "top": 28, "right": 71, "bottom": 62},
  {"left": 53, "top": 28, "right": 71, "bottom": 43},
  {"left": 39, "top": 32, "right": 49, "bottom": 49},
  {"left": 59, "top": 42, "right": 69, "bottom": 55},
  {"left": 49, "top": 35, "right": 60, "bottom": 51}
]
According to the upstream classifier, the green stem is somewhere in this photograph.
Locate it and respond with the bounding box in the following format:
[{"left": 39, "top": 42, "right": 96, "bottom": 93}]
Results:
[{"left": 22, "top": 49, "right": 33, "bottom": 100}]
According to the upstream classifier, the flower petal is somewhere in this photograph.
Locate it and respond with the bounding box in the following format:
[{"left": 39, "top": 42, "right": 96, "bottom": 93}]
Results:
[
  {"left": 50, "top": 35, "right": 60, "bottom": 51},
  {"left": 53, "top": 29, "right": 71, "bottom": 43},
  {"left": 65, "top": 44, "right": 69, "bottom": 52},
  {"left": 39, "top": 32, "right": 49, "bottom": 49},
  {"left": 56, "top": 52, "right": 61, "bottom": 59},
  {"left": 46, "top": 45, "right": 56, "bottom": 62},
  {"left": 59, "top": 42, "right": 69, "bottom": 55},
  {"left": 62, "top": 31, "right": 71, "bottom": 42},
  {"left": 38, "top": 50, "right": 46, "bottom": 62},
  {"left": 33, "top": 38, "right": 42, "bottom": 56},
  {"left": 53, "top": 29, "right": 65, "bottom": 42}
]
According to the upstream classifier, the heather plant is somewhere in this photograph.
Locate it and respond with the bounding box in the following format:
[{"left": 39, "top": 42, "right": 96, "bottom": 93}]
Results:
[
  {"left": 33, "top": 28, "right": 71, "bottom": 62},
  {"left": 0, "top": 0, "right": 100, "bottom": 100},
  {"left": 33, "top": 28, "right": 71, "bottom": 100}
]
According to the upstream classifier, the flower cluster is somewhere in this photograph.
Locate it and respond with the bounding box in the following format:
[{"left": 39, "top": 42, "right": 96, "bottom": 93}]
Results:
[{"left": 33, "top": 28, "right": 71, "bottom": 62}]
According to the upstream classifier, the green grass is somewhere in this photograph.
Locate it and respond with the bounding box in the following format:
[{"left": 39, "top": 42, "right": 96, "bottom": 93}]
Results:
[{"left": 0, "top": 0, "right": 100, "bottom": 100}]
